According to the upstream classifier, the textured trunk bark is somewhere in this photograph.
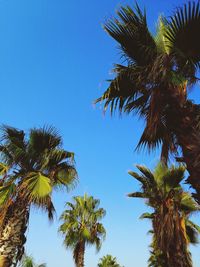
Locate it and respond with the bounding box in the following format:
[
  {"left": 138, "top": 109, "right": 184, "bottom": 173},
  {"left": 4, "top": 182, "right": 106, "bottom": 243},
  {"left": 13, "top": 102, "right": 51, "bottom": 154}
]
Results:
[
  {"left": 163, "top": 83, "right": 200, "bottom": 203},
  {"left": 154, "top": 205, "right": 192, "bottom": 267},
  {"left": 0, "top": 198, "right": 29, "bottom": 267},
  {"left": 74, "top": 241, "right": 85, "bottom": 267},
  {"left": 170, "top": 100, "right": 200, "bottom": 203},
  {"left": 0, "top": 256, "right": 9, "bottom": 267}
]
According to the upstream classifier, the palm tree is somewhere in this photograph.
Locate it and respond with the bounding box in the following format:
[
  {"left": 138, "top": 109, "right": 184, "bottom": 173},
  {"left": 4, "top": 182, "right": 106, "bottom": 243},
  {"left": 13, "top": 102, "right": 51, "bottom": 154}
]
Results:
[
  {"left": 98, "top": 255, "right": 123, "bottom": 267},
  {"left": 144, "top": 211, "right": 200, "bottom": 267},
  {"left": 59, "top": 194, "right": 106, "bottom": 267},
  {"left": 0, "top": 125, "right": 77, "bottom": 267},
  {"left": 18, "top": 254, "right": 46, "bottom": 267},
  {"left": 128, "top": 163, "right": 200, "bottom": 267},
  {"left": 95, "top": 1, "right": 200, "bottom": 202}
]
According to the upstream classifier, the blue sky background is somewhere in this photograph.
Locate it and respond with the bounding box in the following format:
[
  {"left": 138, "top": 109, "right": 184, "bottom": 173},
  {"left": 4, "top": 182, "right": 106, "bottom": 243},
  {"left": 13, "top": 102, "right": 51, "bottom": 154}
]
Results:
[{"left": 0, "top": 0, "right": 200, "bottom": 266}]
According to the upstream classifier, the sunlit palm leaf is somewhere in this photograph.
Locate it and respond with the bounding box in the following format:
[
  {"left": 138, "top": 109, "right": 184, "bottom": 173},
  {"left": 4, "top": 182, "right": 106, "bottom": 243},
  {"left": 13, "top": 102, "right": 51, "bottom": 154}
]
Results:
[
  {"left": 0, "top": 162, "right": 9, "bottom": 176},
  {"left": 23, "top": 172, "right": 52, "bottom": 200}
]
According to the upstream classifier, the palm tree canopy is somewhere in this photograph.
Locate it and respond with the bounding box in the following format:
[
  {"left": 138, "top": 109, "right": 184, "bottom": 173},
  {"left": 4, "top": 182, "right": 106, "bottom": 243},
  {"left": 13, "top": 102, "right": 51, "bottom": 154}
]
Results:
[
  {"left": 98, "top": 255, "right": 123, "bottom": 267},
  {"left": 95, "top": 1, "right": 200, "bottom": 157},
  {"left": 128, "top": 163, "right": 199, "bottom": 212},
  {"left": 128, "top": 163, "right": 200, "bottom": 244},
  {"left": 18, "top": 254, "right": 46, "bottom": 267},
  {"left": 0, "top": 125, "right": 77, "bottom": 220},
  {"left": 128, "top": 163, "right": 200, "bottom": 266},
  {"left": 59, "top": 194, "right": 106, "bottom": 252}
]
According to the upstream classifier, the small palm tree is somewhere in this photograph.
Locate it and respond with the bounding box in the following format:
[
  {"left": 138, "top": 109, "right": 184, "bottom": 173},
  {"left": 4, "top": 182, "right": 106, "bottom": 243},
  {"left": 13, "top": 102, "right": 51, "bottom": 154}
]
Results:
[
  {"left": 0, "top": 125, "right": 77, "bottom": 267},
  {"left": 59, "top": 194, "right": 106, "bottom": 267},
  {"left": 98, "top": 255, "right": 123, "bottom": 267},
  {"left": 128, "top": 163, "right": 200, "bottom": 267},
  {"left": 18, "top": 254, "right": 46, "bottom": 267},
  {"left": 95, "top": 1, "right": 200, "bottom": 203}
]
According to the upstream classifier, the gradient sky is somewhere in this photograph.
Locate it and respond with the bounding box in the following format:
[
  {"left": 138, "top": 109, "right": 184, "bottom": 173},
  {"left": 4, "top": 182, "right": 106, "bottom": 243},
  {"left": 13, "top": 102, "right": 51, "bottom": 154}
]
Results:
[{"left": 0, "top": 0, "right": 200, "bottom": 266}]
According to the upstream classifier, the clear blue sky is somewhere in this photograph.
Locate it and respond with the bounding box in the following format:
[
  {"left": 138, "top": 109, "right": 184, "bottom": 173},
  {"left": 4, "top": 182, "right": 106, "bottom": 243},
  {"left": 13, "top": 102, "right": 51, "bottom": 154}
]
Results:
[{"left": 0, "top": 0, "right": 200, "bottom": 266}]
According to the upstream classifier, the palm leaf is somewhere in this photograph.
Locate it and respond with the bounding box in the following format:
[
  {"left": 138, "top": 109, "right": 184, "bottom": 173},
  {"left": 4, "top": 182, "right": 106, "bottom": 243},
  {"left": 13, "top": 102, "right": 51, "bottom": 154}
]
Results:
[
  {"left": 127, "top": 191, "right": 146, "bottom": 198},
  {"left": 29, "top": 126, "right": 62, "bottom": 153},
  {"left": 163, "top": 165, "right": 185, "bottom": 188},
  {"left": 136, "top": 165, "right": 155, "bottom": 184},
  {"left": 0, "top": 162, "right": 9, "bottom": 176},
  {"left": 165, "top": 1, "right": 200, "bottom": 73},
  {"left": 186, "top": 221, "right": 200, "bottom": 244},
  {"left": 140, "top": 212, "right": 154, "bottom": 220},
  {"left": 187, "top": 219, "right": 200, "bottom": 234},
  {"left": 128, "top": 170, "right": 148, "bottom": 185},
  {"left": 0, "top": 183, "right": 16, "bottom": 205},
  {"left": 180, "top": 192, "right": 199, "bottom": 212},
  {"left": 95, "top": 65, "right": 144, "bottom": 114},
  {"left": 23, "top": 172, "right": 52, "bottom": 200},
  {"left": 104, "top": 4, "right": 157, "bottom": 66},
  {"left": 56, "top": 165, "right": 77, "bottom": 189}
]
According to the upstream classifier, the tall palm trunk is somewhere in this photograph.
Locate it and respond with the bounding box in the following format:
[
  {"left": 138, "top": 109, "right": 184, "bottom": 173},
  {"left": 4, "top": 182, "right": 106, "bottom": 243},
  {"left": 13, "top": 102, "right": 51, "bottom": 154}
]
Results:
[
  {"left": 153, "top": 201, "right": 192, "bottom": 267},
  {"left": 0, "top": 198, "right": 29, "bottom": 267},
  {"left": 176, "top": 105, "right": 200, "bottom": 200},
  {"left": 74, "top": 241, "right": 85, "bottom": 267},
  {"left": 167, "top": 88, "right": 200, "bottom": 204}
]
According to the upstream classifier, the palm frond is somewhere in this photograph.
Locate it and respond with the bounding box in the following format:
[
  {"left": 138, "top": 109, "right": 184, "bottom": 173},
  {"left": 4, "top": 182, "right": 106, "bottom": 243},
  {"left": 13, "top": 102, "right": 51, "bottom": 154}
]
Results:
[
  {"left": 22, "top": 172, "right": 52, "bottom": 201},
  {"left": 140, "top": 212, "right": 154, "bottom": 220},
  {"left": 165, "top": 1, "right": 200, "bottom": 77},
  {"left": 95, "top": 64, "right": 146, "bottom": 114},
  {"left": 163, "top": 165, "right": 185, "bottom": 188},
  {"left": 0, "top": 183, "right": 16, "bottom": 205},
  {"left": 136, "top": 165, "right": 155, "bottom": 183},
  {"left": 104, "top": 4, "right": 157, "bottom": 65},
  {"left": 1, "top": 125, "right": 25, "bottom": 147},
  {"left": 127, "top": 191, "right": 146, "bottom": 198},
  {"left": 29, "top": 125, "right": 62, "bottom": 153},
  {"left": 186, "top": 220, "right": 200, "bottom": 244},
  {"left": 54, "top": 163, "right": 78, "bottom": 190},
  {"left": 180, "top": 192, "right": 199, "bottom": 212},
  {"left": 128, "top": 170, "right": 149, "bottom": 185}
]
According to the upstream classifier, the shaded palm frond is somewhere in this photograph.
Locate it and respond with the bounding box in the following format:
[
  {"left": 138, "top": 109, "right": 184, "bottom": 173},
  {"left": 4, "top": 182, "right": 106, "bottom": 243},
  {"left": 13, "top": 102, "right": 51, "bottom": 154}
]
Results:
[
  {"left": 104, "top": 4, "right": 157, "bottom": 66},
  {"left": 165, "top": 1, "right": 200, "bottom": 79}
]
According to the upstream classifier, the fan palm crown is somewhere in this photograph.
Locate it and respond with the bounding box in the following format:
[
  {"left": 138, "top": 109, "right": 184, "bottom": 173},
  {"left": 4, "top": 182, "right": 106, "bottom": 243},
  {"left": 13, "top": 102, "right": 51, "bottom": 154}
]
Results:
[
  {"left": 98, "top": 255, "right": 123, "bottom": 267},
  {"left": 59, "top": 194, "right": 106, "bottom": 267},
  {"left": 128, "top": 163, "right": 200, "bottom": 267},
  {"left": 96, "top": 1, "right": 200, "bottom": 201},
  {"left": 0, "top": 125, "right": 77, "bottom": 267},
  {"left": 18, "top": 254, "right": 46, "bottom": 267}
]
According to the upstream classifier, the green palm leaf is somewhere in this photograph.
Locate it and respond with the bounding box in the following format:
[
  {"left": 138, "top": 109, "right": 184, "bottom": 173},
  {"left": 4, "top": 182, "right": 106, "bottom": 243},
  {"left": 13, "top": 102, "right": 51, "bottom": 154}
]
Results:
[
  {"left": 140, "top": 212, "right": 154, "bottom": 220},
  {"left": 0, "top": 162, "right": 9, "bottom": 176},
  {"left": 0, "top": 183, "right": 16, "bottom": 205},
  {"left": 24, "top": 172, "right": 52, "bottom": 200},
  {"left": 127, "top": 192, "right": 146, "bottom": 198}
]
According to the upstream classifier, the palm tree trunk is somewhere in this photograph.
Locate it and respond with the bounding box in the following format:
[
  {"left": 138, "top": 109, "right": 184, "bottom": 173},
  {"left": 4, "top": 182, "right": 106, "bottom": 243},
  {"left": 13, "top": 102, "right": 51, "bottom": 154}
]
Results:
[
  {"left": 153, "top": 202, "right": 192, "bottom": 267},
  {"left": 154, "top": 204, "right": 192, "bottom": 267},
  {"left": 176, "top": 105, "right": 200, "bottom": 202},
  {"left": 166, "top": 92, "right": 200, "bottom": 203},
  {"left": 74, "top": 241, "right": 85, "bottom": 267},
  {"left": 0, "top": 198, "right": 29, "bottom": 267}
]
